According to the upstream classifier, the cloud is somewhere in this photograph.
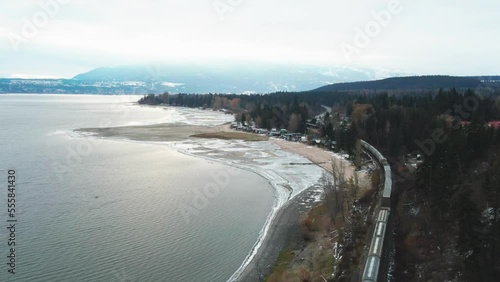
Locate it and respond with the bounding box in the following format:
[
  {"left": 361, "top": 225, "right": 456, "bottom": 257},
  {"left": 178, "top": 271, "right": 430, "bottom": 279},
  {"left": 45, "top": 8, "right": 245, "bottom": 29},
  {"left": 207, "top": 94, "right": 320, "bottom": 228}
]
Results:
[{"left": 0, "top": 0, "right": 499, "bottom": 77}]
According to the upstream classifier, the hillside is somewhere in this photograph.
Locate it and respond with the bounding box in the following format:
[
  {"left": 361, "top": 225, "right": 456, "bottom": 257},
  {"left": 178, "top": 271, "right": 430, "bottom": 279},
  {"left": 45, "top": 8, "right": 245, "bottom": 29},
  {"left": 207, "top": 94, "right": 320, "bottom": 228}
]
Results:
[{"left": 313, "top": 75, "right": 496, "bottom": 92}]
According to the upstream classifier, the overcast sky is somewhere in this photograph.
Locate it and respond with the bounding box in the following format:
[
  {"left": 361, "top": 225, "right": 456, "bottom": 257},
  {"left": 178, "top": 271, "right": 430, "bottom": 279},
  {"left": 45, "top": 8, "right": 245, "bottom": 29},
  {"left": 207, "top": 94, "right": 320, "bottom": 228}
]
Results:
[{"left": 0, "top": 0, "right": 499, "bottom": 78}]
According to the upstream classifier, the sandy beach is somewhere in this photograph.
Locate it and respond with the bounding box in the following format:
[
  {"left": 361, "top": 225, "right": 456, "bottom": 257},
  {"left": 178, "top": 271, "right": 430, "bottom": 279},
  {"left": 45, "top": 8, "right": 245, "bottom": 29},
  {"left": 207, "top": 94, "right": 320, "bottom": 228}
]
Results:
[{"left": 271, "top": 139, "right": 371, "bottom": 190}]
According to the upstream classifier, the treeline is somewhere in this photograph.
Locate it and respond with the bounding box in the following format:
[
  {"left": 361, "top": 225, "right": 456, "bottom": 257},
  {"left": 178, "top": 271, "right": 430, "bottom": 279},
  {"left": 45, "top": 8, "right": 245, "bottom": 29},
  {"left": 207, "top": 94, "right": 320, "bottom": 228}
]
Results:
[
  {"left": 137, "top": 91, "right": 356, "bottom": 134},
  {"left": 138, "top": 89, "right": 500, "bottom": 155},
  {"left": 248, "top": 97, "right": 310, "bottom": 132},
  {"left": 313, "top": 75, "right": 483, "bottom": 92},
  {"left": 138, "top": 90, "right": 500, "bottom": 155},
  {"left": 140, "top": 91, "right": 354, "bottom": 109},
  {"left": 138, "top": 93, "right": 169, "bottom": 105},
  {"left": 318, "top": 89, "right": 500, "bottom": 157}
]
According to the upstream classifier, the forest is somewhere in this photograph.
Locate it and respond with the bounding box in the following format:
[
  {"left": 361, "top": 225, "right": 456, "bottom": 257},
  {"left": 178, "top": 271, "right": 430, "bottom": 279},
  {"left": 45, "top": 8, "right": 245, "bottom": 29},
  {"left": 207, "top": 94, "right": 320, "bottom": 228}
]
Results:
[{"left": 312, "top": 75, "right": 487, "bottom": 92}]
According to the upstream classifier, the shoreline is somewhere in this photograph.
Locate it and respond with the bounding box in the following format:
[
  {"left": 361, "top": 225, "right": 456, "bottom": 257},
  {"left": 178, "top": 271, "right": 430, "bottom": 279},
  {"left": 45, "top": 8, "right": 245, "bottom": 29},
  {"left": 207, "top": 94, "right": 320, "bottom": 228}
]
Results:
[
  {"left": 74, "top": 117, "right": 331, "bottom": 282},
  {"left": 231, "top": 184, "right": 323, "bottom": 281}
]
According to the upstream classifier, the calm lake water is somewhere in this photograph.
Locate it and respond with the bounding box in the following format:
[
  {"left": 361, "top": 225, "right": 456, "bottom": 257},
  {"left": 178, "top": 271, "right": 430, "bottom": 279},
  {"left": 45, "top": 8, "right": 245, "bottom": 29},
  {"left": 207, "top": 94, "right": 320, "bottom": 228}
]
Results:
[{"left": 0, "top": 94, "right": 274, "bottom": 282}]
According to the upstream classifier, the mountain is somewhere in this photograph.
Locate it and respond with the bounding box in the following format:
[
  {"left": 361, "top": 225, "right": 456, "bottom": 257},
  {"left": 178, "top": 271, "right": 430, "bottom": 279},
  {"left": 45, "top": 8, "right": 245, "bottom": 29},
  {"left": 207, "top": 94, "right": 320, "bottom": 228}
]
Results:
[
  {"left": 313, "top": 75, "right": 500, "bottom": 92},
  {"left": 72, "top": 64, "right": 395, "bottom": 94},
  {"left": 0, "top": 64, "right": 399, "bottom": 94}
]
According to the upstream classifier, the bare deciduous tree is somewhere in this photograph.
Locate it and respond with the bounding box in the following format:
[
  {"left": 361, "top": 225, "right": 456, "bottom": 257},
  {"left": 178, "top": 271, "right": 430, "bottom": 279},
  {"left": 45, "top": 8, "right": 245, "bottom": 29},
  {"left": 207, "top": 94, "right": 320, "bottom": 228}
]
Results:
[
  {"left": 353, "top": 139, "right": 363, "bottom": 169},
  {"left": 323, "top": 158, "right": 348, "bottom": 222}
]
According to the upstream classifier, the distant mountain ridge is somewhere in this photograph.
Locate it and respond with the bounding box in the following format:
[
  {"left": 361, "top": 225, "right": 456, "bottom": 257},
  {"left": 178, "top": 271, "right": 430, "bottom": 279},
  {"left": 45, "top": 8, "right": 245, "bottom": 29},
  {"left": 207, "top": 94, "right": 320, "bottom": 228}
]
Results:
[
  {"left": 1, "top": 64, "right": 499, "bottom": 94},
  {"left": 70, "top": 64, "right": 393, "bottom": 94},
  {"left": 313, "top": 75, "right": 500, "bottom": 92}
]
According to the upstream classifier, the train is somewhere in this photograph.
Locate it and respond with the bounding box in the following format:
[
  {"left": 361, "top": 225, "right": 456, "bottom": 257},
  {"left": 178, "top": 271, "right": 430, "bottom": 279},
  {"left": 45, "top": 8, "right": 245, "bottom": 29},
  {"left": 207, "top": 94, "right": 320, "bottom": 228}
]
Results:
[
  {"left": 359, "top": 140, "right": 392, "bottom": 282},
  {"left": 360, "top": 140, "right": 392, "bottom": 208}
]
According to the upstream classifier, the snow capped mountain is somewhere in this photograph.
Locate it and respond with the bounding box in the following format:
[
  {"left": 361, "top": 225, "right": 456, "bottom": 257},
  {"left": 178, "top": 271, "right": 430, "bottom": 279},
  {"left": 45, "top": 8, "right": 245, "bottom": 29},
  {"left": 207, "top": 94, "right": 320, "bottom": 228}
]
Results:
[{"left": 1, "top": 64, "right": 403, "bottom": 94}]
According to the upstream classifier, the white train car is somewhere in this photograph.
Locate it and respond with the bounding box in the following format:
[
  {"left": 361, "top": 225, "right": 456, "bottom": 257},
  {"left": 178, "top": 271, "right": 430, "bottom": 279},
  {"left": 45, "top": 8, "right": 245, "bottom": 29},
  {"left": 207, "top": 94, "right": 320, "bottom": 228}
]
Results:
[
  {"left": 382, "top": 165, "right": 392, "bottom": 207},
  {"left": 362, "top": 208, "right": 390, "bottom": 282}
]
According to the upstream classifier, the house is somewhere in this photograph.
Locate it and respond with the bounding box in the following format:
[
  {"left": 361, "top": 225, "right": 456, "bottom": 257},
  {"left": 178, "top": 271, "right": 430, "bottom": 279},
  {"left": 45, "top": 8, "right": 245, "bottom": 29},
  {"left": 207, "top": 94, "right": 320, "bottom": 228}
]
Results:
[
  {"left": 461, "top": 121, "right": 500, "bottom": 129},
  {"left": 489, "top": 121, "right": 500, "bottom": 129},
  {"left": 306, "top": 123, "right": 319, "bottom": 129}
]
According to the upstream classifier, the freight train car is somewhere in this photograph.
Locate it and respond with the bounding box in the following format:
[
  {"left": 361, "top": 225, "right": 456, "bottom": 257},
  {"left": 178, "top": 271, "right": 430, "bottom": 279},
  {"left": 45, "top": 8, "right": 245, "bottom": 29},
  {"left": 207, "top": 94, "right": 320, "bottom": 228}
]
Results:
[{"left": 360, "top": 140, "right": 392, "bottom": 282}]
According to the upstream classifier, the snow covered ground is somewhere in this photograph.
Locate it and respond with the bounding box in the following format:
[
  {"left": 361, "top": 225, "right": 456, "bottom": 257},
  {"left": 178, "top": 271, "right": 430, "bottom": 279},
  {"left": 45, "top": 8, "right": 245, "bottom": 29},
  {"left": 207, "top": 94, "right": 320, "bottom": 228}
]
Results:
[{"left": 165, "top": 138, "right": 325, "bottom": 207}]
